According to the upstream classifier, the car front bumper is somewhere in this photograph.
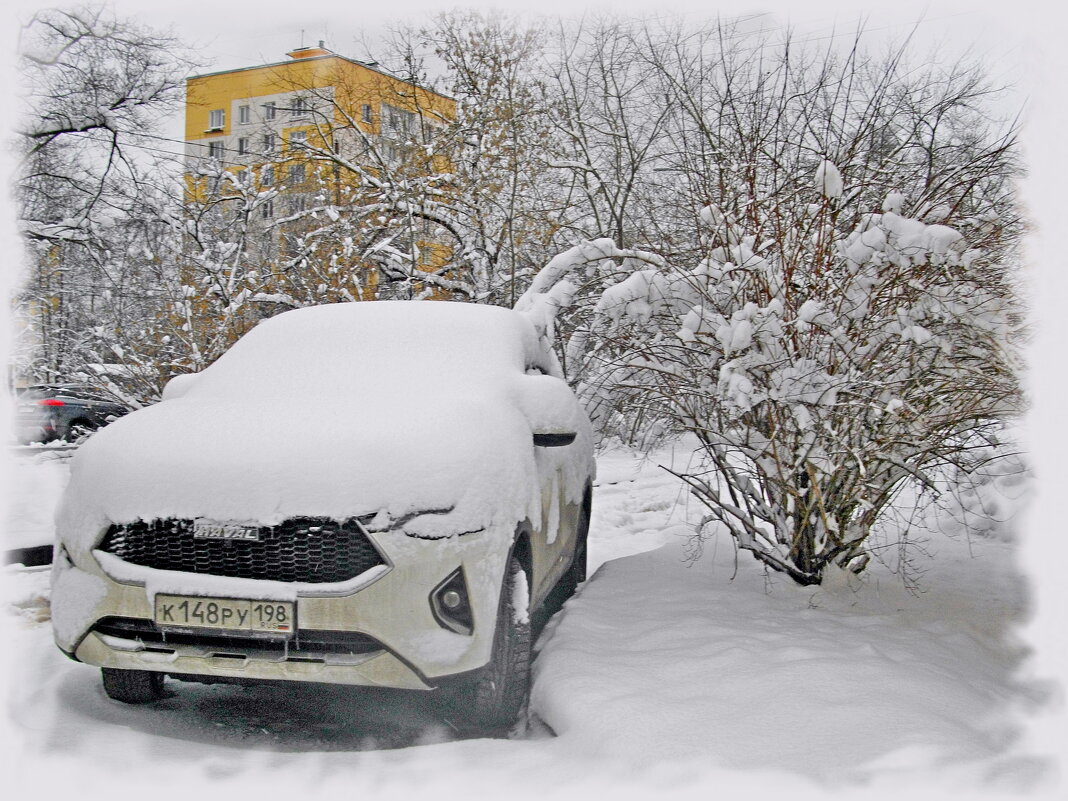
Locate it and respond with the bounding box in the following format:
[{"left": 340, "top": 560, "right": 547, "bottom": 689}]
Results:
[{"left": 52, "top": 522, "right": 513, "bottom": 690}]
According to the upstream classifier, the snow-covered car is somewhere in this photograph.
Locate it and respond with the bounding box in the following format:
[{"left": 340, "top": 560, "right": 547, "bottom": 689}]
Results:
[
  {"left": 15, "top": 384, "right": 132, "bottom": 444},
  {"left": 50, "top": 301, "right": 595, "bottom": 729}
]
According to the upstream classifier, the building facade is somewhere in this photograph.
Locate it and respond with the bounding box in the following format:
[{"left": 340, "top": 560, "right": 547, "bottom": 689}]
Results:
[{"left": 182, "top": 43, "right": 457, "bottom": 302}]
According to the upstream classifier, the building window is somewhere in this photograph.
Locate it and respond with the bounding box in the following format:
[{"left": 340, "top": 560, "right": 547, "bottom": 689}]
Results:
[
  {"left": 235, "top": 169, "right": 249, "bottom": 186},
  {"left": 261, "top": 198, "right": 274, "bottom": 218},
  {"left": 264, "top": 102, "right": 276, "bottom": 121},
  {"left": 208, "top": 109, "right": 225, "bottom": 130},
  {"left": 383, "top": 104, "right": 415, "bottom": 139},
  {"left": 207, "top": 175, "right": 221, "bottom": 194},
  {"left": 289, "top": 196, "right": 307, "bottom": 214},
  {"left": 361, "top": 104, "right": 372, "bottom": 124},
  {"left": 261, "top": 165, "right": 274, "bottom": 187},
  {"left": 238, "top": 104, "right": 250, "bottom": 124},
  {"left": 237, "top": 137, "right": 249, "bottom": 155},
  {"left": 207, "top": 140, "right": 224, "bottom": 160},
  {"left": 262, "top": 133, "right": 276, "bottom": 153},
  {"left": 290, "top": 97, "right": 307, "bottom": 118},
  {"left": 288, "top": 163, "right": 306, "bottom": 186},
  {"left": 289, "top": 130, "right": 307, "bottom": 149}
]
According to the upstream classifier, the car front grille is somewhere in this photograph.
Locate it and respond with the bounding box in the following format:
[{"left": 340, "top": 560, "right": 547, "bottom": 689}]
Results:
[{"left": 98, "top": 517, "right": 386, "bottom": 583}]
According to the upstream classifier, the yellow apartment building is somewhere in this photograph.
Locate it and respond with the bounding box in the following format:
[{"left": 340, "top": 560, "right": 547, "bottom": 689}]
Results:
[{"left": 183, "top": 43, "right": 457, "bottom": 300}]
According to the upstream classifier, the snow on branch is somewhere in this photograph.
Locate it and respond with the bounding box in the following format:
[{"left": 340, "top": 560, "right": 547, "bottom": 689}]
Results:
[
  {"left": 527, "top": 188, "right": 1019, "bottom": 586},
  {"left": 515, "top": 238, "right": 666, "bottom": 343}
]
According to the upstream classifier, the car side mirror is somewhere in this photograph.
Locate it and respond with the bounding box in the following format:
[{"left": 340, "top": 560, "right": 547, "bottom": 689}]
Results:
[
  {"left": 533, "top": 431, "right": 576, "bottom": 448},
  {"left": 515, "top": 374, "right": 581, "bottom": 449}
]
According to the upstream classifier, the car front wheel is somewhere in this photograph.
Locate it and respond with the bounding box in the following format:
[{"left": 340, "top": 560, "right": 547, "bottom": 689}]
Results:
[
  {"left": 101, "top": 667, "right": 165, "bottom": 704},
  {"left": 455, "top": 555, "right": 531, "bottom": 732}
]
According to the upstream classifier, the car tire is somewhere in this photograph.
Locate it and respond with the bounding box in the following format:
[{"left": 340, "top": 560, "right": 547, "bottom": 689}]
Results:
[
  {"left": 458, "top": 555, "right": 531, "bottom": 732},
  {"left": 101, "top": 667, "right": 165, "bottom": 704}
]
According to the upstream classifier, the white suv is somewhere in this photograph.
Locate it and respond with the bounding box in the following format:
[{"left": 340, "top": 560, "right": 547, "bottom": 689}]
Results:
[{"left": 50, "top": 301, "right": 595, "bottom": 730}]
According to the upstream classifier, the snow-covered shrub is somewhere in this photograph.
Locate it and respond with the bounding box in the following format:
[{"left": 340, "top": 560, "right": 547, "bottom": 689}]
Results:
[{"left": 520, "top": 182, "right": 1020, "bottom": 585}]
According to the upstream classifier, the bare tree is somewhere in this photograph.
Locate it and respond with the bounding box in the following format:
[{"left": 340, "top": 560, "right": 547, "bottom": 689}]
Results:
[
  {"left": 14, "top": 4, "right": 193, "bottom": 390},
  {"left": 544, "top": 17, "right": 674, "bottom": 252},
  {"left": 418, "top": 11, "right": 562, "bottom": 305},
  {"left": 17, "top": 4, "right": 192, "bottom": 242},
  {"left": 283, "top": 14, "right": 564, "bottom": 304}
]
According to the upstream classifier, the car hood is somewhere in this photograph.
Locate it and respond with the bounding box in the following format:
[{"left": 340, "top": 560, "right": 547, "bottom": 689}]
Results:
[{"left": 57, "top": 391, "right": 561, "bottom": 554}]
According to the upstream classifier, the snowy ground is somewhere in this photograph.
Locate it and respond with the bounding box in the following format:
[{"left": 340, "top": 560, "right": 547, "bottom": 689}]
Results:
[
  {"left": 2, "top": 438, "right": 1059, "bottom": 798},
  {"left": 5, "top": 444, "right": 72, "bottom": 551}
]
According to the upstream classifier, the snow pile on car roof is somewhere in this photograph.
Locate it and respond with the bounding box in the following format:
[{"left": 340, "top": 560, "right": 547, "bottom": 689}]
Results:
[
  {"left": 189, "top": 299, "right": 551, "bottom": 396},
  {"left": 56, "top": 302, "right": 593, "bottom": 556}
]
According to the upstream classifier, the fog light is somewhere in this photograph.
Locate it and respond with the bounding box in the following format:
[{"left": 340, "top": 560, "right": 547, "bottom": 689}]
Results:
[{"left": 430, "top": 567, "right": 473, "bottom": 635}]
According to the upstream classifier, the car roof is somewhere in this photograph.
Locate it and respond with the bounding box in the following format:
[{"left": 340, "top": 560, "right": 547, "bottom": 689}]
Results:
[{"left": 19, "top": 384, "right": 116, "bottom": 400}]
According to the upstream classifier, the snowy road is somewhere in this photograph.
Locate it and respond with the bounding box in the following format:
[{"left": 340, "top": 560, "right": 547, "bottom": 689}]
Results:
[{"left": 3, "top": 440, "right": 1057, "bottom": 798}]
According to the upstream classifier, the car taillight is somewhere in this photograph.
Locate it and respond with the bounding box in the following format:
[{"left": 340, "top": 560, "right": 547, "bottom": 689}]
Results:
[{"left": 38, "top": 399, "right": 65, "bottom": 406}]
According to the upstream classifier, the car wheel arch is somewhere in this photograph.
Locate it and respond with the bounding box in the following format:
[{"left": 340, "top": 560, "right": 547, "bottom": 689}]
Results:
[{"left": 65, "top": 418, "right": 94, "bottom": 440}]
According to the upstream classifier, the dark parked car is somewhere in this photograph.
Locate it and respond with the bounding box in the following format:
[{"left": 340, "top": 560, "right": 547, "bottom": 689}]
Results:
[{"left": 15, "top": 384, "right": 132, "bottom": 444}]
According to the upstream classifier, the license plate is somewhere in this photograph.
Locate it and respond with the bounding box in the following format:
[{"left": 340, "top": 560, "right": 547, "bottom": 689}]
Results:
[{"left": 154, "top": 594, "right": 295, "bottom": 637}]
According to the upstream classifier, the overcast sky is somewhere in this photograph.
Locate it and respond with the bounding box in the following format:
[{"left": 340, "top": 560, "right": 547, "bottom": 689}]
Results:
[
  {"left": 99, "top": 0, "right": 1035, "bottom": 64},
  {"left": 3, "top": 0, "right": 1049, "bottom": 149},
  {"left": 2, "top": 0, "right": 1037, "bottom": 160},
  {"left": 107, "top": 0, "right": 1037, "bottom": 102}
]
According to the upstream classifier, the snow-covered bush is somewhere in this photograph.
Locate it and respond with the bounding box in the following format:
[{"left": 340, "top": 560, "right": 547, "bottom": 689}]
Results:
[{"left": 520, "top": 179, "right": 1020, "bottom": 585}]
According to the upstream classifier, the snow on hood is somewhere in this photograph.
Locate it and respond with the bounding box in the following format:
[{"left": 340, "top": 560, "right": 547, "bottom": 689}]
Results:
[{"left": 56, "top": 302, "right": 594, "bottom": 554}]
